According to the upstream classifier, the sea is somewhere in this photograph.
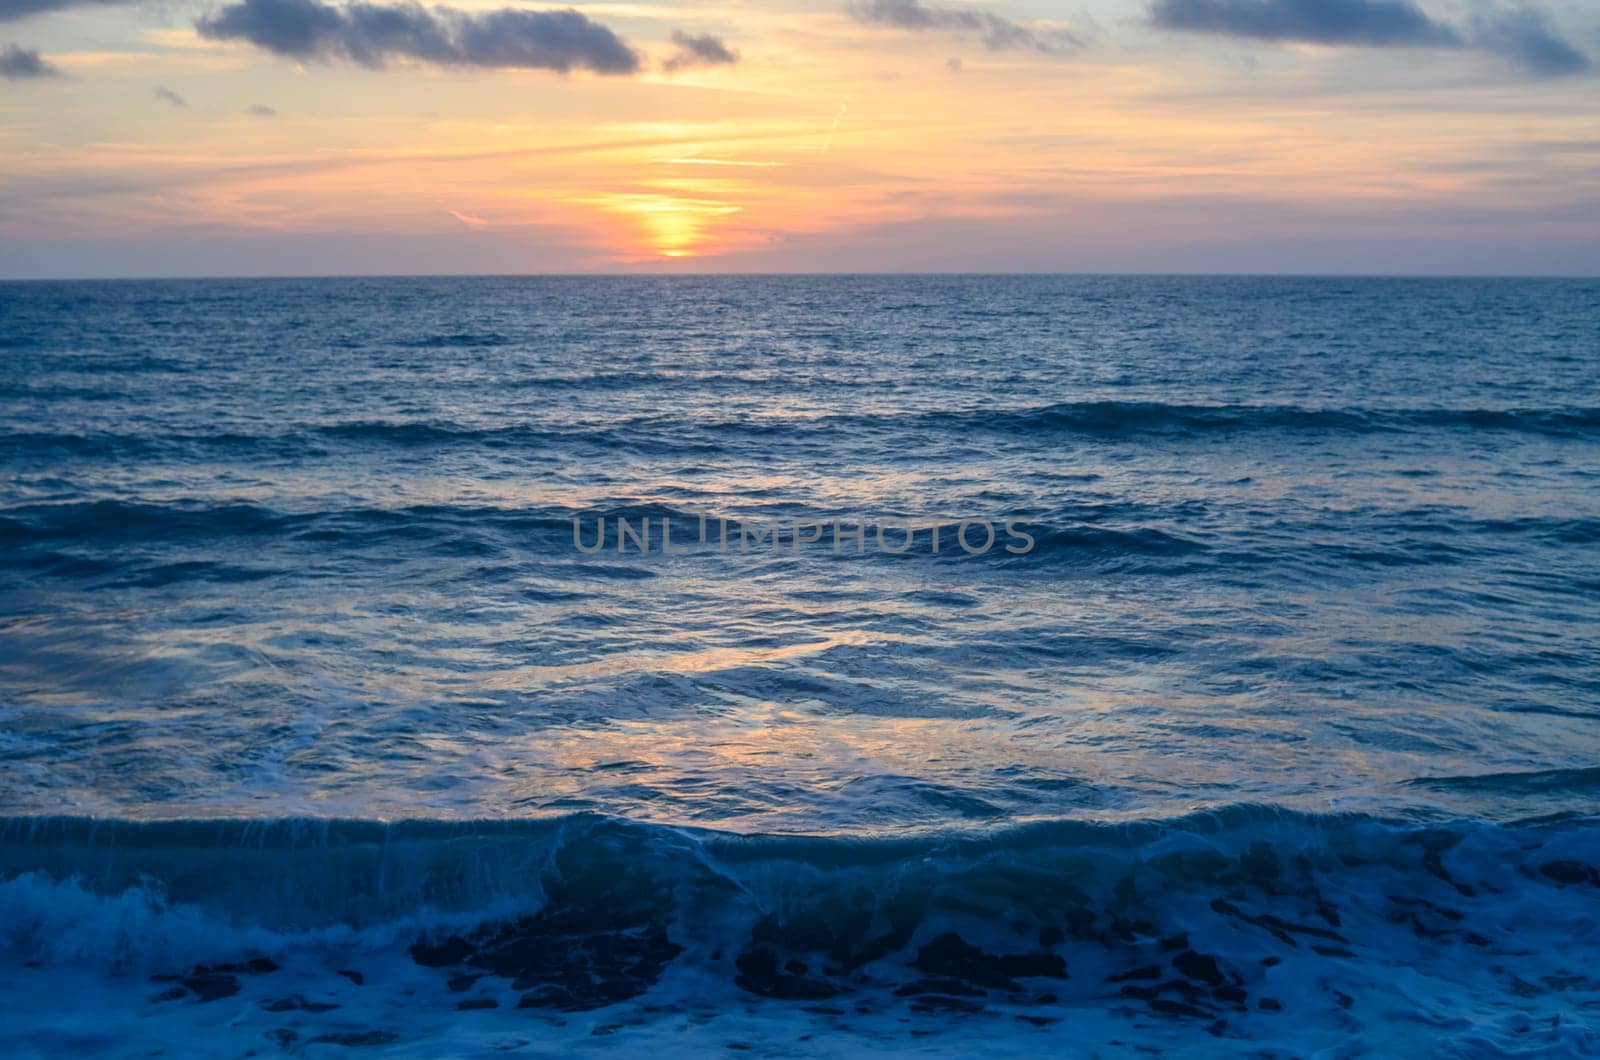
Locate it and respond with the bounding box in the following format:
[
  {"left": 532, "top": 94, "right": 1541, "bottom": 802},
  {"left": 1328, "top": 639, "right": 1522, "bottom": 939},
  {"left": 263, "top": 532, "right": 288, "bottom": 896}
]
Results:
[{"left": 1, "top": 275, "right": 1597, "bottom": 1056}]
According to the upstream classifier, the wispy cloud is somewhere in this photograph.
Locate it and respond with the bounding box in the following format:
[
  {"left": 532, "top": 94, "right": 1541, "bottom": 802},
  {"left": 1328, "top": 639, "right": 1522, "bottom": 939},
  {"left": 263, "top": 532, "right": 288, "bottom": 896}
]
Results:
[
  {"left": 0, "top": 42, "right": 59, "bottom": 79},
  {"left": 154, "top": 85, "right": 185, "bottom": 105},
  {"left": 445, "top": 206, "right": 487, "bottom": 228},
  {"left": 196, "top": 0, "right": 642, "bottom": 75},
  {"left": 662, "top": 30, "right": 736, "bottom": 72},
  {"left": 847, "top": 0, "right": 1081, "bottom": 54}
]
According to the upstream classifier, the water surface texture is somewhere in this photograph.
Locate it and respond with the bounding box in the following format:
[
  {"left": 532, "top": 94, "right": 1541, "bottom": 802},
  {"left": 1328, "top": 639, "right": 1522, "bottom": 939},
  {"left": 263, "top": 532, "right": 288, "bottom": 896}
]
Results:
[{"left": 2, "top": 276, "right": 1598, "bottom": 1055}]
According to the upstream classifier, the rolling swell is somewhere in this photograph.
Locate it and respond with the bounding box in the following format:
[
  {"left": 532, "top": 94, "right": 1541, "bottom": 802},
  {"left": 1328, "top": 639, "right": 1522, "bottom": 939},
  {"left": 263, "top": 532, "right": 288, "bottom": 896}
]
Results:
[
  {"left": 6, "top": 403, "right": 1597, "bottom": 467},
  {"left": 9, "top": 498, "right": 1593, "bottom": 580},
  {"left": 938, "top": 401, "right": 1600, "bottom": 439},
  {"left": 0, "top": 499, "right": 1212, "bottom": 577},
  {"left": 0, "top": 499, "right": 692, "bottom": 549}
]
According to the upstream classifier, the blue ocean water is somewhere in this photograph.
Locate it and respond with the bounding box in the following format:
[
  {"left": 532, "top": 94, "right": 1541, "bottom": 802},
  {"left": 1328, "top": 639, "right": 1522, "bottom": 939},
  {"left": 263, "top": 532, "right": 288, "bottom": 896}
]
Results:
[{"left": 1, "top": 275, "right": 1598, "bottom": 1055}]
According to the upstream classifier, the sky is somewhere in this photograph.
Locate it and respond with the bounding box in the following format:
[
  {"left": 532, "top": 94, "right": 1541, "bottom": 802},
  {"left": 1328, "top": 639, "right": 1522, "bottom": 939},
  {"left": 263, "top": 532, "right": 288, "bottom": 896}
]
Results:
[{"left": 1, "top": 0, "right": 1597, "bottom": 277}]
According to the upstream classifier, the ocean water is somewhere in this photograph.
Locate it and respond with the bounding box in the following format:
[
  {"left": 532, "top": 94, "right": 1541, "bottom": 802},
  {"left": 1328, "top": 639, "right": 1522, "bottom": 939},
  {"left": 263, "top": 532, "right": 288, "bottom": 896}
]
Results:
[{"left": 1, "top": 275, "right": 1597, "bottom": 1056}]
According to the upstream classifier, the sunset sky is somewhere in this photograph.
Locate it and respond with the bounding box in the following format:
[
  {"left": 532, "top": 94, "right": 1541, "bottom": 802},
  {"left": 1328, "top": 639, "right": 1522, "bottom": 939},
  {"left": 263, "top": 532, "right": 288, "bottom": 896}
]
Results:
[{"left": 2, "top": 0, "right": 1596, "bottom": 276}]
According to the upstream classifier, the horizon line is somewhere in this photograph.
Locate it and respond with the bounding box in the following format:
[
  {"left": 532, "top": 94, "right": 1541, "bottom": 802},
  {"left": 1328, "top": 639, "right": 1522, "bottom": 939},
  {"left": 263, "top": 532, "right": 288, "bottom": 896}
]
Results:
[{"left": 3, "top": 270, "right": 1597, "bottom": 283}]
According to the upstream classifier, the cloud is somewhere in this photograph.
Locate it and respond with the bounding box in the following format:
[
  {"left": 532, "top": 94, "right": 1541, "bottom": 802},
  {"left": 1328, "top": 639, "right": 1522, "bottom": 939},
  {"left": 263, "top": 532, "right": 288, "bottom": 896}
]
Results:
[
  {"left": 1473, "top": 8, "right": 1591, "bottom": 77},
  {"left": 154, "top": 85, "right": 185, "bottom": 105},
  {"left": 247, "top": 102, "right": 276, "bottom": 115},
  {"left": 445, "top": 206, "right": 487, "bottom": 228},
  {"left": 0, "top": 42, "right": 59, "bottom": 78},
  {"left": 0, "top": 0, "right": 131, "bottom": 23},
  {"left": 1149, "top": 0, "right": 1592, "bottom": 78},
  {"left": 847, "top": 0, "right": 1080, "bottom": 53},
  {"left": 1148, "top": 0, "right": 1461, "bottom": 47},
  {"left": 662, "top": 29, "right": 736, "bottom": 71},
  {"left": 196, "top": 0, "right": 642, "bottom": 75}
]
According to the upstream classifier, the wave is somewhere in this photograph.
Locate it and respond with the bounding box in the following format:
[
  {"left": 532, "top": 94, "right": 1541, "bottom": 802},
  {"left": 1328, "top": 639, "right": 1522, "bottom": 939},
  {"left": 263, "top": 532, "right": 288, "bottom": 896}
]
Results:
[
  {"left": 1408, "top": 767, "right": 1600, "bottom": 795},
  {"left": 9, "top": 498, "right": 1593, "bottom": 581},
  {"left": 3, "top": 809, "right": 1598, "bottom": 1054},
  {"left": 4, "top": 402, "right": 1596, "bottom": 466},
  {"left": 312, "top": 421, "right": 571, "bottom": 448},
  {"left": 3, "top": 809, "right": 1598, "bottom": 1011},
  {"left": 953, "top": 401, "right": 1600, "bottom": 440},
  {"left": 0, "top": 499, "right": 700, "bottom": 553},
  {"left": 0, "top": 500, "right": 1212, "bottom": 580},
  {"left": 0, "top": 500, "right": 291, "bottom": 545},
  {"left": 1021, "top": 524, "right": 1207, "bottom": 559},
  {"left": 397, "top": 331, "right": 511, "bottom": 349}
]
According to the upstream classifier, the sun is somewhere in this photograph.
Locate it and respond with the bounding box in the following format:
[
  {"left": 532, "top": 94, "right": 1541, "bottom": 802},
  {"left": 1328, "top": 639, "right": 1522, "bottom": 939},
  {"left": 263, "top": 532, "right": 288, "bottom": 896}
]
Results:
[{"left": 586, "top": 192, "right": 743, "bottom": 259}]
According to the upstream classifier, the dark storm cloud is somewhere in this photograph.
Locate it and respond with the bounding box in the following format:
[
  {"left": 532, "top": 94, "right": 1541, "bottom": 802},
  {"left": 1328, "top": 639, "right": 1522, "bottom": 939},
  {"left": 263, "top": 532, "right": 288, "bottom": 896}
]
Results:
[
  {"left": 1473, "top": 9, "right": 1591, "bottom": 77},
  {"left": 662, "top": 30, "right": 736, "bottom": 71},
  {"left": 848, "top": 0, "right": 1080, "bottom": 54},
  {"left": 0, "top": 42, "right": 59, "bottom": 78},
  {"left": 195, "top": 0, "right": 642, "bottom": 75},
  {"left": 1148, "top": 0, "right": 1461, "bottom": 47}
]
